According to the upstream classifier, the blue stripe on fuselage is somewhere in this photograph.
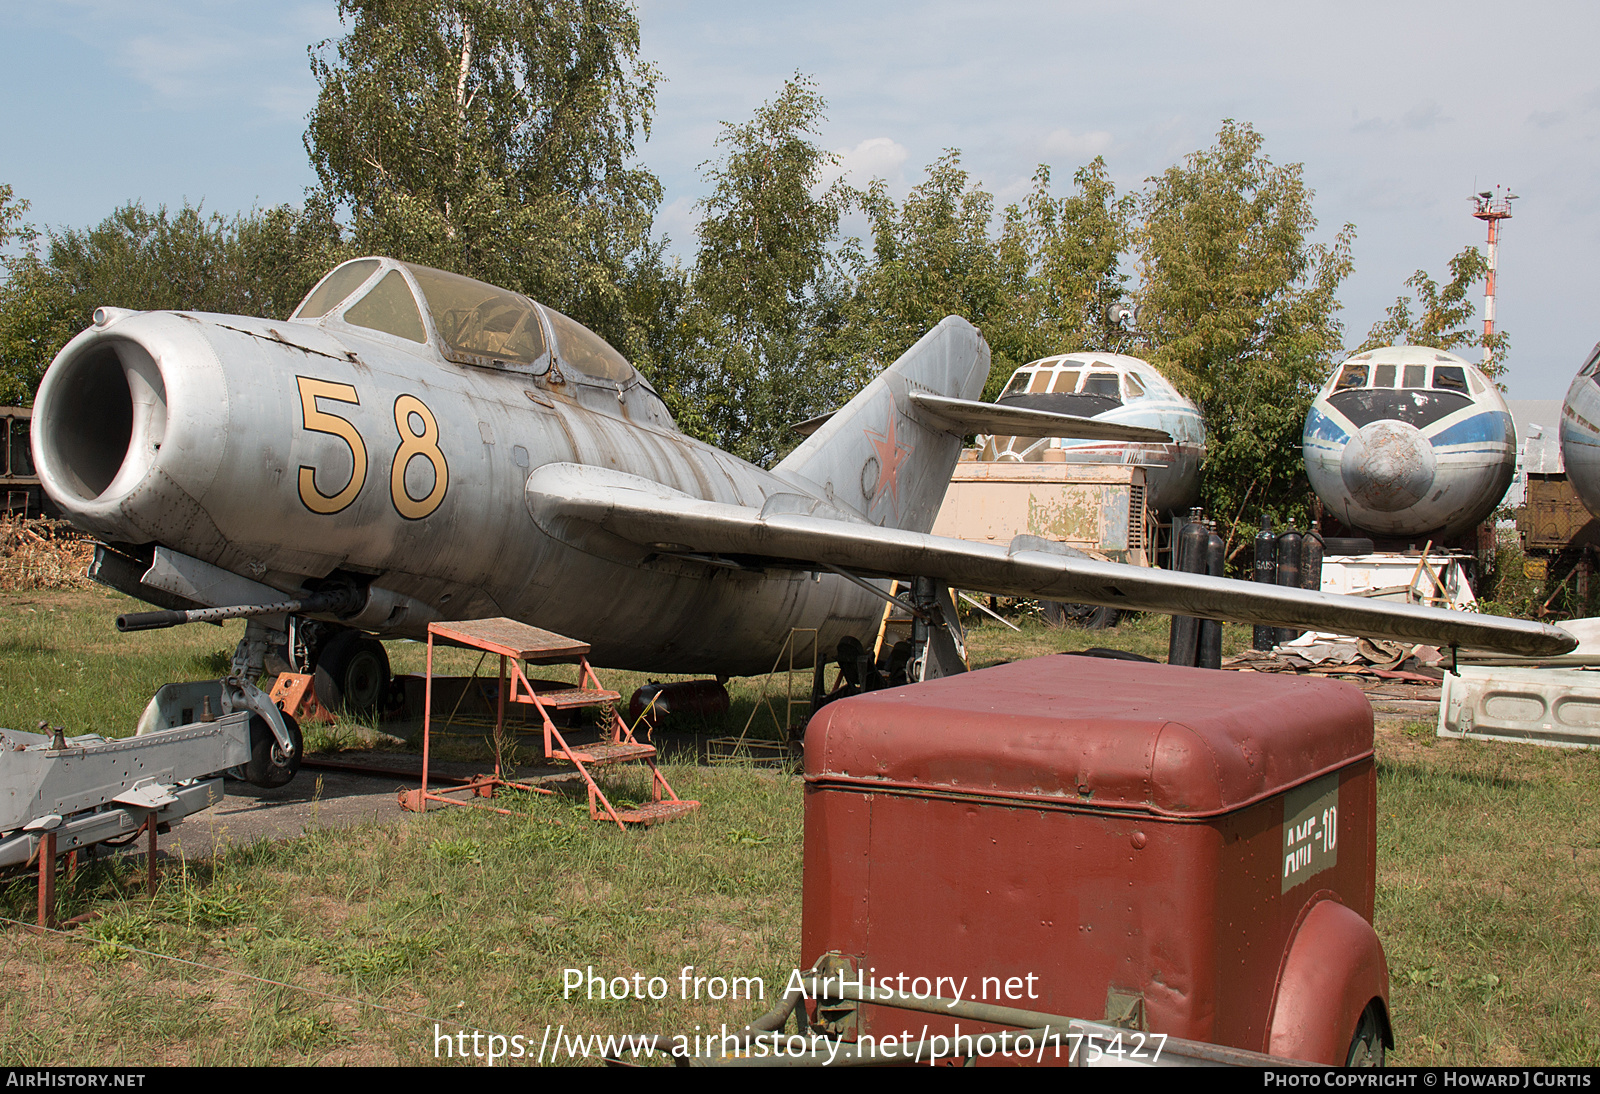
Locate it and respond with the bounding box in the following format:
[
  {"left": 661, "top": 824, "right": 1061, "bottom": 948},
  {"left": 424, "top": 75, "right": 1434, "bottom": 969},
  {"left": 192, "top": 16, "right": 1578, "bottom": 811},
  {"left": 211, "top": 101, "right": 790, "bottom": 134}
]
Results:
[
  {"left": 1428, "top": 410, "right": 1513, "bottom": 449},
  {"left": 1304, "top": 406, "right": 1349, "bottom": 444}
]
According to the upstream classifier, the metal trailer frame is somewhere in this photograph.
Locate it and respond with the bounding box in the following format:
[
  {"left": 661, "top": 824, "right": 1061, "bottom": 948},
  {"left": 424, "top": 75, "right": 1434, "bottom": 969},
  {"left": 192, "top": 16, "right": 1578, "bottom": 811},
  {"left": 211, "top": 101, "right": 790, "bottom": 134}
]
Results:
[{"left": 0, "top": 711, "right": 251, "bottom": 926}]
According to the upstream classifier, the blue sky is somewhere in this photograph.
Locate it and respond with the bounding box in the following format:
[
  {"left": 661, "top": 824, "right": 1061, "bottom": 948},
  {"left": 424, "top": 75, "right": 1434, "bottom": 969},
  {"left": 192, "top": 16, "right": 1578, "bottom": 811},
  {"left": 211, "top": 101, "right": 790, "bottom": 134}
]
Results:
[{"left": 3, "top": 0, "right": 1595, "bottom": 399}]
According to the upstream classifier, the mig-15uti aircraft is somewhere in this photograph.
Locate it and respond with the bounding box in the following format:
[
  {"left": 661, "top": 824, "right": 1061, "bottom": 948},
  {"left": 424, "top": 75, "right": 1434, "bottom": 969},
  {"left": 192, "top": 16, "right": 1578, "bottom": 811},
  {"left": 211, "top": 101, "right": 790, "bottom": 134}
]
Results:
[{"left": 30, "top": 257, "right": 1575, "bottom": 785}]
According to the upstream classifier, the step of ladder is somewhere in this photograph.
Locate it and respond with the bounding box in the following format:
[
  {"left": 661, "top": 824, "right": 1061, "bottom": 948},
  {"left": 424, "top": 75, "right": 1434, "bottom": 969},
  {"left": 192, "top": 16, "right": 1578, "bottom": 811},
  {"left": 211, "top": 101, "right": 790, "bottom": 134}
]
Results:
[
  {"left": 420, "top": 617, "right": 698, "bottom": 829},
  {"left": 525, "top": 687, "right": 621, "bottom": 710},
  {"left": 559, "top": 741, "right": 656, "bottom": 765},
  {"left": 612, "top": 800, "right": 701, "bottom": 826}
]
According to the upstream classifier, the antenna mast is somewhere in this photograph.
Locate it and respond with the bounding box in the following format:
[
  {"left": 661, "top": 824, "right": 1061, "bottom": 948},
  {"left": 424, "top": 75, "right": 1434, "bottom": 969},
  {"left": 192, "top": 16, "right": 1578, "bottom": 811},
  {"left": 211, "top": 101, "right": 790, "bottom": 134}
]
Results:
[{"left": 1471, "top": 187, "right": 1516, "bottom": 368}]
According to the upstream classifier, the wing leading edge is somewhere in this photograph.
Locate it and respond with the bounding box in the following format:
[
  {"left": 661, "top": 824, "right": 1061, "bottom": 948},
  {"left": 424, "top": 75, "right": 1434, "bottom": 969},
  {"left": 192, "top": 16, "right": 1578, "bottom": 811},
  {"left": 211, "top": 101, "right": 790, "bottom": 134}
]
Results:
[
  {"left": 525, "top": 463, "right": 1575, "bottom": 658},
  {"left": 790, "top": 395, "right": 1173, "bottom": 442}
]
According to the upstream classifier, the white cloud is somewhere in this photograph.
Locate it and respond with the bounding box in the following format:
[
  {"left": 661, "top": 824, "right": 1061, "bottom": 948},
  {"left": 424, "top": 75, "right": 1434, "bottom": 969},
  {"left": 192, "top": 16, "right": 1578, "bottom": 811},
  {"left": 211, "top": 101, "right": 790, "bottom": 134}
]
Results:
[
  {"left": 1040, "top": 128, "right": 1113, "bottom": 160},
  {"left": 822, "top": 136, "right": 911, "bottom": 189}
]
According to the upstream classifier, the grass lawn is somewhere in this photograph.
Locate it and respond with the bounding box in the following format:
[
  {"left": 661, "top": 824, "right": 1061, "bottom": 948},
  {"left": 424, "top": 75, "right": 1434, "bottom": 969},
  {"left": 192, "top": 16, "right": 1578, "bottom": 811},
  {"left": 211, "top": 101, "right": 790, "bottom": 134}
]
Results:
[{"left": 0, "top": 588, "right": 1595, "bottom": 1065}]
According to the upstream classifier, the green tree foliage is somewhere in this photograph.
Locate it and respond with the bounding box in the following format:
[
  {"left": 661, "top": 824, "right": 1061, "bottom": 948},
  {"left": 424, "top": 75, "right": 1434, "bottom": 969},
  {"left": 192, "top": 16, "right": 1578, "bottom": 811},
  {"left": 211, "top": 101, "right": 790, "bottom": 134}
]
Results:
[
  {"left": 0, "top": 185, "right": 26, "bottom": 251},
  {"left": 305, "top": 0, "right": 662, "bottom": 354},
  {"left": 0, "top": 185, "right": 54, "bottom": 405},
  {"left": 835, "top": 152, "right": 1011, "bottom": 395},
  {"left": 1134, "top": 120, "right": 1353, "bottom": 552},
  {"left": 0, "top": 199, "right": 346, "bottom": 404},
  {"left": 831, "top": 155, "right": 1134, "bottom": 403},
  {"left": 997, "top": 159, "right": 1137, "bottom": 392},
  {"left": 1359, "top": 245, "right": 1506, "bottom": 380},
  {"left": 672, "top": 76, "right": 851, "bottom": 464}
]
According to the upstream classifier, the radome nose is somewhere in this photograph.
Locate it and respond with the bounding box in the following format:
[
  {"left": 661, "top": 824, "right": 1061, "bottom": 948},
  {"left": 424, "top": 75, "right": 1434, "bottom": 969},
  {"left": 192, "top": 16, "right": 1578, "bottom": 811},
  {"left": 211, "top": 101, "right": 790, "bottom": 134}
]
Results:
[{"left": 1340, "top": 420, "right": 1436, "bottom": 512}]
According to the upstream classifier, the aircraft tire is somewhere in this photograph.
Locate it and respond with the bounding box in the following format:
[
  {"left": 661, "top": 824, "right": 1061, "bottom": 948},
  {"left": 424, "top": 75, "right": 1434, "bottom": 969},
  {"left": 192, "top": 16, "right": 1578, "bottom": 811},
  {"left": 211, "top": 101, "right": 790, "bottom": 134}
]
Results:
[
  {"left": 244, "top": 711, "right": 302, "bottom": 788},
  {"left": 314, "top": 631, "right": 392, "bottom": 715}
]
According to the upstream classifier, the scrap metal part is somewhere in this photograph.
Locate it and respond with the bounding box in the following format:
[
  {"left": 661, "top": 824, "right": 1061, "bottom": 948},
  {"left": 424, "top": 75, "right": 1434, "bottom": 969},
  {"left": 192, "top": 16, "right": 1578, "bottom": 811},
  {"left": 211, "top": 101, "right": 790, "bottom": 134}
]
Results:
[
  {"left": 1439, "top": 665, "right": 1600, "bottom": 749},
  {"left": 0, "top": 713, "right": 250, "bottom": 867}
]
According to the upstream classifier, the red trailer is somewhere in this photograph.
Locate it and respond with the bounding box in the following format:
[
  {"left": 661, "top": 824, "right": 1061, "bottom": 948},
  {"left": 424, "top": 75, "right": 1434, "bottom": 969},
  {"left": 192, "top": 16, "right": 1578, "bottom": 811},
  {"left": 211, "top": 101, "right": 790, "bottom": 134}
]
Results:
[{"left": 801, "top": 654, "right": 1391, "bottom": 1066}]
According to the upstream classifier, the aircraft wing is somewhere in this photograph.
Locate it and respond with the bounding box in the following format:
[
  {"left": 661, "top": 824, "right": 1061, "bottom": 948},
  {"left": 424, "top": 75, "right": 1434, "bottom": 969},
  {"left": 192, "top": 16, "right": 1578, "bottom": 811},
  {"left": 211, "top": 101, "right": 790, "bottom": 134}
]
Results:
[
  {"left": 526, "top": 464, "right": 1575, "bottom": 657},
  {"left": 907, "top": 393, "right": 1172, "bottom": 441},
  {"left": 790, "top": 395, "right": 1172, "bottom": 442}
]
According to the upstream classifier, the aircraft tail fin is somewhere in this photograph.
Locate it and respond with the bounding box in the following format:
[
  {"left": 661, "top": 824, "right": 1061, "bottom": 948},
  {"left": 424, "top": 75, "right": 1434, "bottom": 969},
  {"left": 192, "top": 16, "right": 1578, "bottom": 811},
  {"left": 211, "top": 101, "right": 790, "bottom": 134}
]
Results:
[{"left": 773, "top": 316, "right": 989, "bottom": 533}]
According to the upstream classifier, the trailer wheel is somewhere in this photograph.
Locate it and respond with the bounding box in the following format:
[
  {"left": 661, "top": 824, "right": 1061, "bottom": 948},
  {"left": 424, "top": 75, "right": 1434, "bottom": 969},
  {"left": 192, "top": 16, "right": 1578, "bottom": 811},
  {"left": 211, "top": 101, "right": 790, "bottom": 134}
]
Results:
[
  {"left": 314, "top": 631, "right": 391, "bottom": 714},
  {"left": 1345, "top": 1002, "right": 1386, "bottom": 1067},
  {"left": 245, "top": 712, "right": 302, "bottom": 788}
]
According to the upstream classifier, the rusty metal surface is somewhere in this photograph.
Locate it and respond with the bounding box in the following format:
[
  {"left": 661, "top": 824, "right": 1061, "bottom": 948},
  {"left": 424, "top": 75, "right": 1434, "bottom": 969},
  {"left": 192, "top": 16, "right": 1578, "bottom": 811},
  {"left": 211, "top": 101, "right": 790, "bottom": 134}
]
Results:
[
  {"left": 805, "top": 655, "right": 1372, "bottom": 815},
  {"left": 1517, "top": 475, "right": 1600, "bottom": 551},
  {"left": 800, "top": 656, "right": 1382, "bottom": 1063},
  {"left": 932, "top": 463, "right": 1148, "bottom": 565},
  {"left": 428, "top": 617, "right": 590, "bottom": 662},
  {"left": 1266, "top": 899, "right": 1391, "bottom": 1063}
]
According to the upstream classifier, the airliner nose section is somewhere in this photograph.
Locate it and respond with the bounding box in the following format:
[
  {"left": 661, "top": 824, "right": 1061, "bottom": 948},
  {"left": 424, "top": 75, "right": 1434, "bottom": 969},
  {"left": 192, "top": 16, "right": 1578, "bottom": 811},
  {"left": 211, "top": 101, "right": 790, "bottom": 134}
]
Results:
[{"left": 1340, "top": 420, "right": 1436, "bottom": 513}]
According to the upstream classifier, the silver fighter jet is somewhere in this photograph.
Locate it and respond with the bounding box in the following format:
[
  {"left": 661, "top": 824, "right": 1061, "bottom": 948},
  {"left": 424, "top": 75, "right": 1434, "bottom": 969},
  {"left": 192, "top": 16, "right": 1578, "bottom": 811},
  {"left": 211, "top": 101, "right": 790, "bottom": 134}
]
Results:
[{"left": 30, "top": 258, "right": 1572, "bottom": 716}]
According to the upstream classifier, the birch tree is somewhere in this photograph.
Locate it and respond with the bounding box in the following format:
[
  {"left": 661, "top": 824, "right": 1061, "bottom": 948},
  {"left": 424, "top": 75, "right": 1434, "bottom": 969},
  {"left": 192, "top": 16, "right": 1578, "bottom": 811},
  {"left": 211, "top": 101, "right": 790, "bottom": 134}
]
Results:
[{"left": 304, "top": 0, "right": 662, "bottom": 350}]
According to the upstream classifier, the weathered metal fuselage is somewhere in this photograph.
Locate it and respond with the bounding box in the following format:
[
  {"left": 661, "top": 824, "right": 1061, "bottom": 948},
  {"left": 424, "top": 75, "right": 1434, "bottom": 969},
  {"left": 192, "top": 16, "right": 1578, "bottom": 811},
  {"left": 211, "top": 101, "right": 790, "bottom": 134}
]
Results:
[
  {"left": 1303, "top": 346, "right": 1515, "bottom": 540},
  {"left": 1560, "top": 343, "right": 1600, "bottom": 520},
  {"left": 977, "top": 352, "right": 1206, "bottom": 515},
  {"left": 31, "top": 298, "right": 884, "bottom": 676}
]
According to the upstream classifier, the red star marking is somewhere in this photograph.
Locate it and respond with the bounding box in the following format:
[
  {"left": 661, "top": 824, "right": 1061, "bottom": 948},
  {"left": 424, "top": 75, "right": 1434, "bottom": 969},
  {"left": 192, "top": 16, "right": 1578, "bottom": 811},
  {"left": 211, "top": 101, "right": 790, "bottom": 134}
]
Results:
[{"left": 864, "top": 392, "right": 913, "bottom": 522}]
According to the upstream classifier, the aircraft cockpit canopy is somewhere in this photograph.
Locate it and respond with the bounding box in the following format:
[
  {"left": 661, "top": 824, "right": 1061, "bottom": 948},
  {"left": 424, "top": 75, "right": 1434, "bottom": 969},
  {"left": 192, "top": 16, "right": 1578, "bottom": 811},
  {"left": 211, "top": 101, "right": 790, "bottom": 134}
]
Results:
[
  {"left": 1330, "top": 357, "right": 1485, "bottom": 396},
  {"left": 995, "top": 354, "right": 1178, "bottom": 418},
  {"left": 291, "top": 258, "right": 669, "bottom": 424},
  {"left": 1318, "top": 348, "right": 1502, "bottom": 431}
]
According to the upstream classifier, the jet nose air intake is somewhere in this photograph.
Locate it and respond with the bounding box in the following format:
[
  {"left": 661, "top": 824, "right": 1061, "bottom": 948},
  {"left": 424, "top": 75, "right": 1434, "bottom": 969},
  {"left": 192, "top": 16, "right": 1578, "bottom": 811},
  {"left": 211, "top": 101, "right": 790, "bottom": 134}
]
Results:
[{"left": 34, "top": 334, "right": 168, "bottom": 509}]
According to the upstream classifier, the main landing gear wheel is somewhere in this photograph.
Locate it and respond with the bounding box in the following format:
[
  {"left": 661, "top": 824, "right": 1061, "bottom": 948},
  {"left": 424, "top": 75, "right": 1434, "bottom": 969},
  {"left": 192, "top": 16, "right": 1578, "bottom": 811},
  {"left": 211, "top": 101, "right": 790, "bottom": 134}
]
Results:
[
  {"left": 314, "top": 631, "right": 392, "bottom": 715},
  {"left": 245, "top": 711, "right": 303, "bottom": 788}
]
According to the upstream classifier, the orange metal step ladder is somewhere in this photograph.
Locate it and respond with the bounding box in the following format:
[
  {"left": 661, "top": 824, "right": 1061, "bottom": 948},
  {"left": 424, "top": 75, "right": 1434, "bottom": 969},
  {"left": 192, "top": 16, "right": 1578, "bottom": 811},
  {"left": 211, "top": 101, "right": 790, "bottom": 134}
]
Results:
[{"left": 397, "top": 617, "right": 699, "bottom": 829}]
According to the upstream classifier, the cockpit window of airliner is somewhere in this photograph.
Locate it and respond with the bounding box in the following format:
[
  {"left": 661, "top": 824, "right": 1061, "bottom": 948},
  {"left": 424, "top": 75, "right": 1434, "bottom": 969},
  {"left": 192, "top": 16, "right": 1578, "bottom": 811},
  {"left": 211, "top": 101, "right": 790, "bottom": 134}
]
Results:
[
  {"left": 343, "top": 269, "right": 428, "bottom": 344},
  {"left": 1084, "top": 373, "right": 1121, "bottom": 397},
  {"left": 1433, "top": 366, "right": 1468, "bottom": 393},
  {"left": 1001, "top": 372, "right": 1033, "bottom": 398},
  {"left": 1374, "top": 364, "right": 1396, "bottom": 388},
  {"left": 293, "top": 259, "right": 380, "bottom": 320},
  {"left": 1336, "top": 365, "right": 1368, "bottom": 390},
  {"left": 542, "top": 306, "right": 634, "bottom": 383},
  {"left": 1403, "top": 365, "right": 1427, "bottom": 388},
  {"left": 1051, "top": 370, "right": 1081, "bottom": 393},
  {"left": 1122, "top": 374, "right": 1146, "bottom": 399},
  {"left": 405, "top": 264, "right": 548, "bottom": 369}
]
